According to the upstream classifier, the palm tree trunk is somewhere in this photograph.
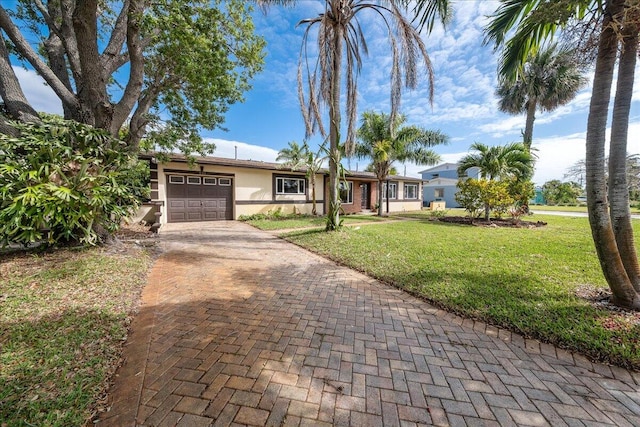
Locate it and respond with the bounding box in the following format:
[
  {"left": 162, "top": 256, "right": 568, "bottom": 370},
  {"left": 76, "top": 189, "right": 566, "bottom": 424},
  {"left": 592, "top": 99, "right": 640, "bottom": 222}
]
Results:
[
  {"left": 609, "top": 12, "right": 640, "bottom": 292},
  {"left": 326, "top": 24, "right": 343, "bottom": 231},
  {"left": 310, "top": 173, "right": 317, "bottom": 215},
  {"left": 523, "top": 99, "right": 536, "bottom": 152},
  {"left": 586, "top": 0, "right": 640, "bottom": 309}
]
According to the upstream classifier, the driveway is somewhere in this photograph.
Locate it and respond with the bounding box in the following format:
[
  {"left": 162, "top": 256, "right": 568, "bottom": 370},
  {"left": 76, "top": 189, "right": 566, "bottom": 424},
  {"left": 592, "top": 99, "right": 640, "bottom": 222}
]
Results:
[{"left": 100, "top": 221, "right": 640, "bottom": 426}]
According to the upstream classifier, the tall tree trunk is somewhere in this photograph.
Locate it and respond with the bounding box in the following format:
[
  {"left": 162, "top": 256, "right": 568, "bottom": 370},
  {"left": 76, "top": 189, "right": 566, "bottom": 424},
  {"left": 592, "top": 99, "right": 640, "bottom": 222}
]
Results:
[
  {"left": 72, "top": 0, "right": 112, "bottom": 129},
  {"left": 326, "top": 24, "right": 343, "bottom": 231},
  {"left": 311, "top": 173, "right": 317, "bottom": 215},
  {"left": 523, "top": 99, "right": 536, "bottom": 151},
  {"left": 609, "top": 10, "right": 640, "bottom": 292},
  {"left": 586, "top": 0, "right": 640, "bottom": 309}
]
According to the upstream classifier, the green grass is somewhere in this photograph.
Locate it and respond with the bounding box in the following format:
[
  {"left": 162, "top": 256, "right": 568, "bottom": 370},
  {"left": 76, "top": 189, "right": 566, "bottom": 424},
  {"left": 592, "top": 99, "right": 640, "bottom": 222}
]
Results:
[
  {"left": 282, "top": 215, "right": 640, "bottom": 369},
  {"left": 245, "top": 214, "right": 390, "bottom": 231},
  {"left": 0, "top": 247, "right": 152, "bottom": 426},
  {"left": 532, "top": 204, "right": 640, "bottom": 213},
  {"left": 531, "top": 205, "right": 588, "bottom": 212}
]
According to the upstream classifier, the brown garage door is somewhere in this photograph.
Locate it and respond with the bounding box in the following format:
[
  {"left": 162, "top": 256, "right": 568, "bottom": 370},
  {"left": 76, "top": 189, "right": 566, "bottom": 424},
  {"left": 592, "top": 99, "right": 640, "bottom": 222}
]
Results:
[{"left": 166, "top": 175, "right": 233, "bottom": 222}]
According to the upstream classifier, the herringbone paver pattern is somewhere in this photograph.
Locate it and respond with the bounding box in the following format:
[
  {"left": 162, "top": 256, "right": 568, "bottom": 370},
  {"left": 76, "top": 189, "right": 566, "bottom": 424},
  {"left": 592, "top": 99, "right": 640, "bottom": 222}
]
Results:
[{"left": 100, "top": 222, "right": 640, "bottom": 426}]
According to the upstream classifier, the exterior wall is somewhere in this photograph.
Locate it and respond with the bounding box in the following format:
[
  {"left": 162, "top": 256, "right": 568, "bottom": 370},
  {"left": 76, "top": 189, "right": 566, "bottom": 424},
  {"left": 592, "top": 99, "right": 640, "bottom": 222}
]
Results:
[
  {"left": 423, "top": 178, "right": 459, "bottom": 208},
  {"left": 373, "top": 179, "right": 423, "bottom": 213},
  {"left": 340, "top": 179, "right": 377, "bottom": 214},
  {"left": 157, "top": 161, "right": 325, "bottom": 222},
  {"left": 421, "top": 164, "right": 481, "bottom": 209}
]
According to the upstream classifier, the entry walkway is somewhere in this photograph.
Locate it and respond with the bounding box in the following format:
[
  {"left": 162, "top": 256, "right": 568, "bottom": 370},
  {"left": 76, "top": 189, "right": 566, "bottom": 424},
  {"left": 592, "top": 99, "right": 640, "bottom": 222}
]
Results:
[{"left": 100, "top": 222, "right": 640, "bottom": 426}]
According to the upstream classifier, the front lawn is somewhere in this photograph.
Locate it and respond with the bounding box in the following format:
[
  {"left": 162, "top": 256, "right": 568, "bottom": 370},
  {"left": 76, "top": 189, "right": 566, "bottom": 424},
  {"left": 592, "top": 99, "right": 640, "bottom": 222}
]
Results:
[
  {"left": 532, "top": 204, "right": 640, "bottom": 213},
  {"left": 0, "top": 246, "right": 152, "bottom": 426},
  {"left": 243, "top": 213, "right": 390, "bottom": 231},
  {"left": 282, "top": 215, "right": 640, "bottom": 369}
]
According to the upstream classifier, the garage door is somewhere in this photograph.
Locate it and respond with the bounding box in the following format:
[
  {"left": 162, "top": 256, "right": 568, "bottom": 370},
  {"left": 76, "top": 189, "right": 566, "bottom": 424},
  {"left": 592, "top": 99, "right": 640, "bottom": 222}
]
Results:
[{"left": 166, "top": 174, "right": 233, "bottom": 222}]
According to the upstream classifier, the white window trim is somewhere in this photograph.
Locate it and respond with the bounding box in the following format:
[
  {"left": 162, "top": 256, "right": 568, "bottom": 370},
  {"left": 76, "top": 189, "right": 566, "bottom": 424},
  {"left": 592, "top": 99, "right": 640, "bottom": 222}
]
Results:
[
  {"left": 218, "top": 178, "right": 232, "bottom": 186},
  {"left": 434, "top": 188, "right": 445, "bottom": 199},
  {"left": 276, "top": 176, "right": 305, "bottom": 195},
  {"left": 203, "top": 177, "right": 217, "bottom": 185},
  {"left": 382, "top": 182, "right": 398, "bottom": 200},
  {"left": 340, "top": 181, "right": 354, "bottom": 204},
  {"left": 169, "top": 175, "right": 184, "bottom": 184},
  {"left": 404, "top": 183, "right": 418, "bottom": 200},
  {"left": 187, "top": 176, "right": 201, "bottom": 185}
]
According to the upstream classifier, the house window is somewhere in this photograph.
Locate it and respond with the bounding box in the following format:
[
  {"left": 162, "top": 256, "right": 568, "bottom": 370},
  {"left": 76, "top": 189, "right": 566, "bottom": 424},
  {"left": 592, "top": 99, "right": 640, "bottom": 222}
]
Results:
[
  {"left": 434, "top": 188, "right": 445, "bottom": 199},
  {"left": 218, "top": 178, "right": 232, "bottom": 186},
  {"left": 203, "top": 177, "right": 217, "bottom": 185},
  {"left": 276, "top": 176, "right": 305, "bottom": 194},
  {"left": 339, "top": 181, "right": 353, "bottom": 204},
  {"left": 382, "top": 182, "right": 397, "bottom": 200},
  {"left": 404, "top": 183, "right": 418, "bottom": 199},
  {"left": 169, "top": 175, "right": 184, "bottom": 184},
  {"left": 187, "top": 176, "right": 201, "bottom": 185}
]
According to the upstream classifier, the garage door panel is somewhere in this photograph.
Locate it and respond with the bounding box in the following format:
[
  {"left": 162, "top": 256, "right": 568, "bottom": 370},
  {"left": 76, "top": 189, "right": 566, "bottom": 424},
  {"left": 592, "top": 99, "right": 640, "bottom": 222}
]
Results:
[
  {"left": 167, "top": 175, "right": 233, "bottom": 222},
  {"left": 187, "top": 211, "right": 203, "bottom": 220}
]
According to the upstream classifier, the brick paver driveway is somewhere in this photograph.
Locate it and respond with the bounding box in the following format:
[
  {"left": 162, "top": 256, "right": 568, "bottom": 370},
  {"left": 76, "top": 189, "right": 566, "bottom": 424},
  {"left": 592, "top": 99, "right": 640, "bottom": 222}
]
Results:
[{"left": 100, "top": 221, "right": 640, "bottom": 426}]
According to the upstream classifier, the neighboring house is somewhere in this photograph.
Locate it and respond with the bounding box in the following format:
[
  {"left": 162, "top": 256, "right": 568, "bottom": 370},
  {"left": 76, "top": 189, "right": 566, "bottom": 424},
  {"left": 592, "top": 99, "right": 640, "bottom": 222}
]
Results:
[
  {"left": 531, "top": 187, "right": 546, "bottom": 205},
  {"left": 138, "top": 153, "right": 423, "bottom": 224},
  {"left": 420, "top": 163, "right": 480, "bottom": 208}
]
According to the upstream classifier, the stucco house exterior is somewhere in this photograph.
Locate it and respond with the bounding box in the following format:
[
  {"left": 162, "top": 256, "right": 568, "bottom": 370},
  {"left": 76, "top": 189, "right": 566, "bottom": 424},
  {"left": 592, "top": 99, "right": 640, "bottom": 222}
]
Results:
[
  {"left": 420, "top": 163, "right": 480, "bottom": 208},
  {"left": 139, "top": 154, "right": 424, "bottom": 225}
]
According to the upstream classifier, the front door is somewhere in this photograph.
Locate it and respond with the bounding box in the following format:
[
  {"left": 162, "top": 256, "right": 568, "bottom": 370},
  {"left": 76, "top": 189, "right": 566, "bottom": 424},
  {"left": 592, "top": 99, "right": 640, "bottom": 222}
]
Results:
[{"left": 360, "top": 183, "right": 370, "bottom": 209}]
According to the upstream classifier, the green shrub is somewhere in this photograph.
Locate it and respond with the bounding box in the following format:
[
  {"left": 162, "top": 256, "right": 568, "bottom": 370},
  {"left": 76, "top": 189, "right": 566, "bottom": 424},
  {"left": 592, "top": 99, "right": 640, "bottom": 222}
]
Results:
[
  {"left": 456, "top": 178, "right": 513, "bottom": 219},
  {"left": 0, "top": 116, "right": 144, "bottom": 246}
]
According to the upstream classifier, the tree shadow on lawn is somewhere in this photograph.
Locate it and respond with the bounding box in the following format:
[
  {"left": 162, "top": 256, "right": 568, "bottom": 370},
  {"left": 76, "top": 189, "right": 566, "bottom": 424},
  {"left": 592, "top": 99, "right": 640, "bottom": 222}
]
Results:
[{"left": 1, "top": 309, "right": 127, "bottom": 426}]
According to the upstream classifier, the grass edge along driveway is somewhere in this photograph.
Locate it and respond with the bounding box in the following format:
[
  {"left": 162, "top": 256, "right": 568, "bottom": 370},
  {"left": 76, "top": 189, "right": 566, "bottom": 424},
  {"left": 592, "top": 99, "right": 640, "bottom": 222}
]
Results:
[
  {"left": 278, "top": 214, "right": 640, "bottom": 370},
  {"left": 0, "top": 246, "right": 152, "bottom": 426}
]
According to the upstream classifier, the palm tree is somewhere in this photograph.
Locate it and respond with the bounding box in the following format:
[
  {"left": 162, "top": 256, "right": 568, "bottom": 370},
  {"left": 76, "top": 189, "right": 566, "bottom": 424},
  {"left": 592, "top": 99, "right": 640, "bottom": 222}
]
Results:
[
  {"left": 295, "top": 0, "right": 450, "bottom": 230},
  {"left": 609, "top": 6, "right": 640, "bottom": 293},
  {"left": 355, "top": 111, "right": 447, "bottom": 216},
  {"left": 485, "top": 0, "right": 640, "bottom": 310},
  {"left": 276, "top": 141, "right": 326, "bottom": 215},
  {"left": 457, "top": 142, "right": 533, "bottom": 220},
  {"left": 276, "top": 141, "right": 307, "bottom": 168},
  {"left": 496, "top": 44, "right": 587, "bottom": 152}
]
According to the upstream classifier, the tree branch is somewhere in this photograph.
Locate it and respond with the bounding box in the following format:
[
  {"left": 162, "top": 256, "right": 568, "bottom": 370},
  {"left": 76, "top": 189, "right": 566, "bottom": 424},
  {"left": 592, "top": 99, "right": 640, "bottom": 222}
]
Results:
[
  {"left": 101, "top": 0, "right": 130, "bottom": 80},
  {"left": 0, "top": 35, "right": 40, "bottom": 124},
  {"left": 110, "top": 0, "right": 145, "bottom": 135},
  {"left": 0, "top": 6, "right": 78, "bottom": 110}
]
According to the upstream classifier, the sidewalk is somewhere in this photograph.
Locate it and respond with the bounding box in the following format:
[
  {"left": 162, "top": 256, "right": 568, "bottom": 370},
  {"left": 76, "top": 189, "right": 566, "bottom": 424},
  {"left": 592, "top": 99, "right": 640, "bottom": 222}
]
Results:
[{"left": 100, "top": 221, "right": 640, "bottom": 426}]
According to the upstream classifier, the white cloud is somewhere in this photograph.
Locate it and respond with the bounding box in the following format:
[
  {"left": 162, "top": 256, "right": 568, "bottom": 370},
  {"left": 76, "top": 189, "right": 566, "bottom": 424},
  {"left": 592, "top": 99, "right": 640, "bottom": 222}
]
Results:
[
  {"left": 13, "top": 67, "right": 62, "bottom": 115},
  {"left": 204, "top": 138, "right": 279, "bottom": 162}
]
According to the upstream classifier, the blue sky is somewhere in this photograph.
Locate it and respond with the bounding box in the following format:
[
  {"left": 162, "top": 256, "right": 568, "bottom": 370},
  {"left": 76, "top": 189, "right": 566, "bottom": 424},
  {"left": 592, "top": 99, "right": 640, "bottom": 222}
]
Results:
[{"left": 14, "top": 0, "right": 640, "bottom": 185}]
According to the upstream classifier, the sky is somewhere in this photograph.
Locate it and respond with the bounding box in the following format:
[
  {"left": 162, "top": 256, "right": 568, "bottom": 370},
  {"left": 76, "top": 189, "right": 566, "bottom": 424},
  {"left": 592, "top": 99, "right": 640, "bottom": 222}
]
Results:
[{"left": 14, "top": 0, "right": 640, "bottom": 185}]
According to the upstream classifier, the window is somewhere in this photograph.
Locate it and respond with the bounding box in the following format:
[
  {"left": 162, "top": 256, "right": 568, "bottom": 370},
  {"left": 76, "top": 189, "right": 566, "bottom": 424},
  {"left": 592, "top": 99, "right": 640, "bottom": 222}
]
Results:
[
  {"left": 218, "top": 178, "right": 232, "bottom": 186},
  {"left": 203, "top": 177, "right": 217, "bottom": 185},
  {"left": 187, "top": 176, "right": 201, "bottom": 185},
  {"left": 276, "top": 177, "right": 305, "bottom": 194},
  {"left": 169, "top": 175, "right": 184, "bottom": 184},
  {"left": 382, "top": 182, "right": 397, "bottom": 200},
  {"left": 339, "top": 182, "right": 353, "bottom": 204},
  {"left": 404, "top": 183, "right": 418, "bottom": 199},
  {"left": 434, "top": 188, "right": 444, "bottom": 199}
]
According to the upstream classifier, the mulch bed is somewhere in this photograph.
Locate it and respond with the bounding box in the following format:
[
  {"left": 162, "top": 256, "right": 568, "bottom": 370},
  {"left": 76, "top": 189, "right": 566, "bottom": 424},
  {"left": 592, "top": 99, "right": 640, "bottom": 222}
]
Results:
[
  {"left": 575, "top": 285, "right": 640, "bottom": 328},
  {"left": 115, "top": 222, "right": 157, "bottom": 240},
  {"left": 436, "top": 216, "right": 547, "bottom": 228}
]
